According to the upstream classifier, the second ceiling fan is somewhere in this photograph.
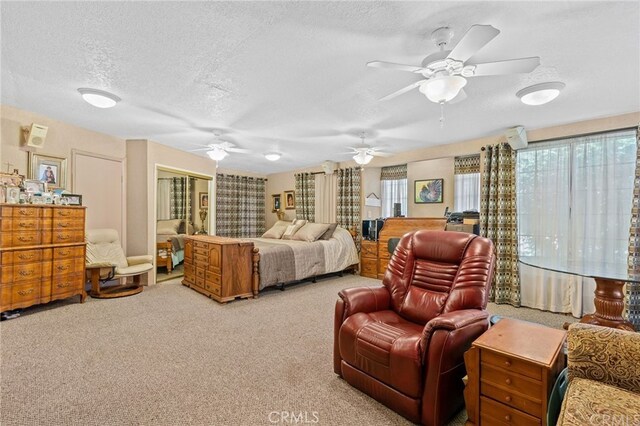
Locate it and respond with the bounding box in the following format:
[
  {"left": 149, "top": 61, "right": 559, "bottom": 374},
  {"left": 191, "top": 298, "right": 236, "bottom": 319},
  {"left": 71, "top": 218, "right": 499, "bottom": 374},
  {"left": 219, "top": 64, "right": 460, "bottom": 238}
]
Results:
[{"left": 368, "top": 24, "right": 541, "bottom": 104}]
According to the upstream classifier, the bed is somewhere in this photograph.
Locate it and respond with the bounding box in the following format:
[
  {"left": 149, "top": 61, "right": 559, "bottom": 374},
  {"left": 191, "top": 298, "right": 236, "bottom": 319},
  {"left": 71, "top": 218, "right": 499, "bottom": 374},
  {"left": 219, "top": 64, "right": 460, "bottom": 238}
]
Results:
[
  {"left": 156, "top": 219, "right": 193, "bottom": 273},
  {"left": 247, "top": 225, "right": 359, "bottom": 292}
]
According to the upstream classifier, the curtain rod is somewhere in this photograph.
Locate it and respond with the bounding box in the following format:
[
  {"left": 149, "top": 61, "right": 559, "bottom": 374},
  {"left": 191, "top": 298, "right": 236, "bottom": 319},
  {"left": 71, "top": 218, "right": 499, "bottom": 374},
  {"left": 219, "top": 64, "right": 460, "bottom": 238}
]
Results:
[{"left": 480, "top": 126, "right": 637, "bottom": 150}]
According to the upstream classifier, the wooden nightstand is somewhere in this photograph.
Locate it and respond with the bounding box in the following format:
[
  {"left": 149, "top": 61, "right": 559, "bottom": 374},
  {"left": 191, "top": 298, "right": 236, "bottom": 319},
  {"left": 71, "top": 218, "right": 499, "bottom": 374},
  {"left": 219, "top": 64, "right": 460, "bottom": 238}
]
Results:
[
  {"left": 464, "top": 318, "right": 566, "bottom": 426},
  {"left": 360, "top": 240, "right": 378, "bottom": 278}
]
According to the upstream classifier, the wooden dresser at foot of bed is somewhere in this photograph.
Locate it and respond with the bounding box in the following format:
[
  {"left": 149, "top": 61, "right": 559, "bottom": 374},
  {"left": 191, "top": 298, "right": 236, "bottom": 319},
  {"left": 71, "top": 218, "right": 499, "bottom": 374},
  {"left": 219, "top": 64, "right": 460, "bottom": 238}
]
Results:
[
  {"left": 182, "top": 235, "right": 257, "bottom": 303},
  {"left": 0, "top": 204, "right": 87, "bottom": 313}
]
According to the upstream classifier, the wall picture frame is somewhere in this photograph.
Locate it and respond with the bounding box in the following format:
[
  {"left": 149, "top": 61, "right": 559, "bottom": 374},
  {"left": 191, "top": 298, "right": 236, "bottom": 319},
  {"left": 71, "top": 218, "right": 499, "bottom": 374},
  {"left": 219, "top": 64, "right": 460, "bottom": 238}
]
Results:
[
  {"left": 272, "top": 194, "right": 281, "bottom": 212},
  {"left": 28, "top": 152, "right": 67, "bottom": 189},
  {"left": 60, "top": 193, "right": 82, "bottom": 206},
  {"left": 199, "top": 192, "right": 209, "bottom": 209},
  {"left": 414, "top": 178, "right": 443, "bottom": 204},
  {"left": 284, "top": 190, "right": 295, "bottom": 210}
]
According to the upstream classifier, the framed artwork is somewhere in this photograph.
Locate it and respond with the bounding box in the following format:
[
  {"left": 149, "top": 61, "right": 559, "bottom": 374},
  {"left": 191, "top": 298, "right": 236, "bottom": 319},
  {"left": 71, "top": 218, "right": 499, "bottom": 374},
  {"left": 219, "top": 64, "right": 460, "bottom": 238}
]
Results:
[
  {"left": 414, "top": 179, "right": 443, "bottom": 204},
  {"left": 60, "top": 193, "right": 82, "bottom": 206},
  {"left": 284, "top": 190, "right": 295, "bottom": 210},
  {"left": 199, "top": 192, "right": 209, "bottom": 209},
  {"left": 28, "top": 152, "right": 67, "bottom": 189},
  {"left": 272, "top": 194, "right": 281, "bottom": 212},
  {"left": 24, "top": 179, "right": 45, "bottom": 194}
]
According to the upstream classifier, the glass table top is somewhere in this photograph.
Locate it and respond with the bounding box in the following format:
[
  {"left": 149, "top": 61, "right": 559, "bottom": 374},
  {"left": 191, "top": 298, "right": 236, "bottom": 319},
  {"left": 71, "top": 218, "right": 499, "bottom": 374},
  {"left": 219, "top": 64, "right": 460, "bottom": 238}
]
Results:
[{"left": 519, "top": 256, "right": 640, "bottom": 283}]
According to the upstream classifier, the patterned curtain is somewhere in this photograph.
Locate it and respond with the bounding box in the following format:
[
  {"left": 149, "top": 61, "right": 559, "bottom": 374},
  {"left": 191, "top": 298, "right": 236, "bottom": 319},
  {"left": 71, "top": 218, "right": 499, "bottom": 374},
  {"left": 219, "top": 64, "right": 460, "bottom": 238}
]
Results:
[
  {"left": 295, "top": 173, "right": 315, "bottom": 221},
  {"left": 169, "top": 177, "right": 187, "bottom": 220},
  {"left": 480, "top": 144, "right": 521, "bottom": 306},
  {"left": 337, "top": 167, "right": 361, "bottom": 231},
  {"left": 627, "top": 125, "right": 640, "bottom": 329},
  {"left": 215, "top": 174, "right": 266, "bottom": 238},
  {"left": 380, "top": 164, "right": 407, "bottom": 180},
  {"left": 454, "top": 155, "right": 481, "bottom": 175}
]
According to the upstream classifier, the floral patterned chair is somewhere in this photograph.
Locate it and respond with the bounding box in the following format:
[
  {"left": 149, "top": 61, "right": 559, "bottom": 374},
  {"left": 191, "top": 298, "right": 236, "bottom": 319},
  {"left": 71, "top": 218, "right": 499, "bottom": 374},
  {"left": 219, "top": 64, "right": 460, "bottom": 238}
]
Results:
[{"left": 557, "top": 323, "right": 640, "bottom": 425}]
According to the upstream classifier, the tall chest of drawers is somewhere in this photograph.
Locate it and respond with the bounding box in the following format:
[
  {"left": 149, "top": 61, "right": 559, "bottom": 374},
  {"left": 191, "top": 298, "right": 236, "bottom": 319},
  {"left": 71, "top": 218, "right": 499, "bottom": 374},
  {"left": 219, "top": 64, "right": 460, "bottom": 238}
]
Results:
[
  {"left": 0, "top": 204, "right": 87, "bottom": 312},
  {"left": 182, "top": 235, "right": 255, "bottom": 303},
  {"left": 464, "top": 318, "right": 566, "bottom": 426}
]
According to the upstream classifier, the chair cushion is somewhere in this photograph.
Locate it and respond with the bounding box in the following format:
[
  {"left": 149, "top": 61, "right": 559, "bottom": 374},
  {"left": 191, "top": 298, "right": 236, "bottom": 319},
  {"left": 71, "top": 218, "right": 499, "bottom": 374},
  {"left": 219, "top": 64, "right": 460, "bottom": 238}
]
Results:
[
  {"left": 339, "top": 310, "right": 424, "bottom": 398},
  {"left": 557, "top": 377, "right": 640, "bottom": 425},
  {"left": 115, "top": 262, "right": 154, "bottom": 277},
  {"left": 85, "top": 229, "right": 128, "bottom": 269}
]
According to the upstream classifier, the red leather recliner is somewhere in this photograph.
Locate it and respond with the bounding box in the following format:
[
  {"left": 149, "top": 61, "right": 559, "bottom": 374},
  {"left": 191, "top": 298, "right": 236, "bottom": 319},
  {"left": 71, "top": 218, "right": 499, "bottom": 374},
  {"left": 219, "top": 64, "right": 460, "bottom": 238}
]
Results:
[{"left": 334, "top": 230, "right": 496, "bottom": 426}]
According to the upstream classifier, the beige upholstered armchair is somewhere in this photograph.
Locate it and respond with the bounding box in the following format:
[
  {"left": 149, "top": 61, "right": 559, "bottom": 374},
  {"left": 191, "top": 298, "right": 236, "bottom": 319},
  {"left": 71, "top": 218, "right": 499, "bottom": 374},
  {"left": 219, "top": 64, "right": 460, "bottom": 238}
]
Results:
[
  {"left": 85, "top": 229, "right": 154, "bottom": 298},
  {"left": 557, "top": 323, "right": 640, "bottom": 425}
]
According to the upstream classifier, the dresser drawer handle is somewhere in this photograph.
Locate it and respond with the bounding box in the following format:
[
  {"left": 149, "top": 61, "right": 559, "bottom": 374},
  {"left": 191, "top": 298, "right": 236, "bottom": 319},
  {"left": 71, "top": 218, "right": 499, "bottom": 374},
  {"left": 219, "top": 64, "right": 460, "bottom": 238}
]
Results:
[
  {"left": 17, "top": 209, "right": 32, "bottom": 216},
  {"left": 57, "top": 282, "right": 72, "bottom": 288},
  {"left": 17, "top": 236, "right": 35, "bottom": 242},
  {"left": 17, "top": 253, "right": 35, "bottom": 260},
  {"left": 56, "top": 265, "right": 70, "bottom": 271},
  {"left": 18, "top": 222, "right": 35, "bottom": 228},
  {"left": 504, "top": 360, "right": 512, "bottom": 367},
  {"left": 18, "top": 270, "right": 34, "bottom": 277},
  {"left": 505, "top": 378, "right": 512, "bottom": 385},
  {"left": 58, "top": 211, "right": 71, "bottom": 216},
  {"left": 504, "top": 415, "right": 511, "bottom": 421},
  {"left": 505, "top": 395, "right": 512, "bottom": 402},
  {"left": 57, "top": 234, "right": 71, "bottom": 241},
  {"left": 17, "top": 288, "right": 34, "bottom": 296},
  {"left": 58, "top": 250, "right": 70, "bottom": 256}
]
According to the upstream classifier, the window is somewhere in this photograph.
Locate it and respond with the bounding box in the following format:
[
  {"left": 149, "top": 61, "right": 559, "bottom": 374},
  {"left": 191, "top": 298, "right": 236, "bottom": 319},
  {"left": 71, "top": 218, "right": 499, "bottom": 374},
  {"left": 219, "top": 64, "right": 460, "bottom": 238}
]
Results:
[
  {"left": 380, "top": 165, "right": 407, "bottom": 217},
  {"left": 516, "top": 129, "right": 636, "bottom": 264},
  {"left": 454, "top": 155, "right": 480, "bottom": 212}
]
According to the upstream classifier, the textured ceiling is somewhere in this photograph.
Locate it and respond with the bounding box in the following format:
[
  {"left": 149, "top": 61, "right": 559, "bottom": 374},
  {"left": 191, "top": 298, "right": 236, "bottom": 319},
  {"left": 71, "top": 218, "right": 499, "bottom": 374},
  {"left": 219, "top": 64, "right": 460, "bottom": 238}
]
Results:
[{"left": 2, "top": 1, "right": 639, "bottom": 174}]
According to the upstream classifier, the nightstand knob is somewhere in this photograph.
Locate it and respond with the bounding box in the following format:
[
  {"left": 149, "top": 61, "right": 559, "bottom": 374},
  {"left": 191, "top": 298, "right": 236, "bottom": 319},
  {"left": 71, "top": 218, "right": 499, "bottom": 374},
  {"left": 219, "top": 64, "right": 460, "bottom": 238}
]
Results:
[
  {"left": 504, "top": 360, "right": 511, "bottom": 367},
  {"left": 505, "top": 378, "right": 512, "bottom": 385},
  {"left": 505, "top": 415, "right": 511, "bottom": 421},
  {"left": 505, "top": 395, "right": 512, "bottom": 402}
]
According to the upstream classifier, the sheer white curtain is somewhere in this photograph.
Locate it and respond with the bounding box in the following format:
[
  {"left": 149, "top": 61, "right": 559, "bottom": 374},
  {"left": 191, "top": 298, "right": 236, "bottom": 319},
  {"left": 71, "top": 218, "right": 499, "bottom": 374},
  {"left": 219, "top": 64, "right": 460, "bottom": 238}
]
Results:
[
  {"left": 454, "top": 173, "right": 480, "bottom": 211},
  {"left": 157, "top": 179, "right": 171, "bottom": 220},
  {"left": 381, "top": 179, "right": 407, "bottom": 217},
  {"left": 517, "top": 130, "right": 636, "bottom": 317},
  {"left": 315, "top": 173, "right": 337, "bottom": 223}
]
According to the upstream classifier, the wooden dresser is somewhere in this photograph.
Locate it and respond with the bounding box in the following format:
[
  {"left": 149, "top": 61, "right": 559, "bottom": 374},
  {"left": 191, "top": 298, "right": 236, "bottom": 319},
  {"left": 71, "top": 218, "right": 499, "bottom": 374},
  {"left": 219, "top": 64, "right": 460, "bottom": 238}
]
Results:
[
  {"left": 0, "top": 204, "right": 87, "bottom": 312},
  {"left": 464, "top": 318, "right": 566, "bottom": 426},
  {"left": 359, "top": 217, "right": 447, "bottom": 279},
  {"left": 182, "top": 235, "right": 256, "bottom": 303}
]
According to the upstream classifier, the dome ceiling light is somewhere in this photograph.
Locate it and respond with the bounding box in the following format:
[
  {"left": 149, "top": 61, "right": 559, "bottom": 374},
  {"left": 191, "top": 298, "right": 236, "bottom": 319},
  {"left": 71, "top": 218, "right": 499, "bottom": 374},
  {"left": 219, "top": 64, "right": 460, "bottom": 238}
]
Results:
[
  {"left": 516, "top": 82, "right": 565, "bottom": 105},
  {"left": 77, "top": 88, "right": 121, "bottom": 108}
]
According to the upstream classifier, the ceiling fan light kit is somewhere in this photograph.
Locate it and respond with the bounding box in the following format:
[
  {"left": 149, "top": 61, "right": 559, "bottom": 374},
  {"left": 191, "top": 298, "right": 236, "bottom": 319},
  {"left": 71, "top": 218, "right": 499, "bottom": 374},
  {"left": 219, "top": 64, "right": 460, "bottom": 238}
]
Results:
[
  {"left": 207, "top": 148, "right": 228, "bottom": 161},
  {"left": 77, "top": 88, "right": 121, "bottom": 108},
  {"left": 264, "top": 152, "right": 281, "bottom": 161},
  {"left": 419, "top": 75, "right": 467, "bottom": 103},
  {"left": 353, "top": 150, "right": 373, "bottom": 165},
  {"left": 516, "top": 82, "right": 565, "bottom": 105}
]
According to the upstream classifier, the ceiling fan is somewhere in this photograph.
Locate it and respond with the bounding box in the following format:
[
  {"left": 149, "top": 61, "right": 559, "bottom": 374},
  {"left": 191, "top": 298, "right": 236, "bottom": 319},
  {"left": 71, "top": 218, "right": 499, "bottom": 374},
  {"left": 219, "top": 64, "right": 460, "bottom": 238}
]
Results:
[
  {"left": 347, "top": 133, "right": 392, "bottom": 165},
  {"left": 189, "top": 134, "right": 250, "bottom": 161},
  {"left": 368, "top": 24, "right": 540, "bottom": 104}
]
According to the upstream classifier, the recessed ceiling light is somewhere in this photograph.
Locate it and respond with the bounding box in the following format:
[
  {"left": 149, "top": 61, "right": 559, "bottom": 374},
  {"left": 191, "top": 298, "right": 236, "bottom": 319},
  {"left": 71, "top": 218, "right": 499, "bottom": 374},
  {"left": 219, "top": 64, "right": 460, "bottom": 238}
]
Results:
[
  {"left": 77, "top": 88, "right": 121, "bottom": 108},
  {"left": 516, "top": 82, "right": 565, "bottom": 106},
  {"left": 264, "top": 152, "right": 281, "bottom": 161}
]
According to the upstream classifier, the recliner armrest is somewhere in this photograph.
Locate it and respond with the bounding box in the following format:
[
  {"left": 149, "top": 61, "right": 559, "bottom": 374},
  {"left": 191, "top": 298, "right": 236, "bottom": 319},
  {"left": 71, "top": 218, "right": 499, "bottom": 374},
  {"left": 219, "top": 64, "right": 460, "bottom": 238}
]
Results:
[
  {"left": 420, "top": 309, "right": 489, "bottom": 356},
  {"left": 86, "top": 262, "right": 116, "bottom": 269},
  {"left": 127, "top": 255, "right": 154, "bottom": 266},
  {"left": 338, "top": 286, "right": 391, "bottom": 319}
]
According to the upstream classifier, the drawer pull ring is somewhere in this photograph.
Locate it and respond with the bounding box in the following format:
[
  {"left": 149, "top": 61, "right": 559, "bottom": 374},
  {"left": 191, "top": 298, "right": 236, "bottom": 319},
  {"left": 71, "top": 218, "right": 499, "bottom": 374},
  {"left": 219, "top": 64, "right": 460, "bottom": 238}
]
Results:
[
  {"left": 505, "top": 378, "right": 512, "bottom": 385},
  {"left": 505, "top": 395, "right": 512, "bottom": 402},
  {"left": 17, "top": 288, "right": 34, "bottom": 296}
]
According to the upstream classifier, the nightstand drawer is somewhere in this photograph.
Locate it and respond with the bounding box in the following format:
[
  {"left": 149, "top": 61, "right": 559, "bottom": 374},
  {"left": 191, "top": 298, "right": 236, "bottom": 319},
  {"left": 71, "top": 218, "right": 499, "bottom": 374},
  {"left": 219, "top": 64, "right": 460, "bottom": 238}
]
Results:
[
  {"left": 361, "top": 241, "right": 377, "bottom": 258},
  {"left": 361, "top": 258, "right": 377, "bottom": 276},
  {"left": 480, "top": 396, "right": 540, "bottom": 426},
  {"left": 481, "top": 382, "right": 542, "bottom": 418},
  {"left": 481, "top": 364, "right": 542, "bottom": 399},
  {"left": 482, "top": 350, "right": 543, "bottom": 380}
]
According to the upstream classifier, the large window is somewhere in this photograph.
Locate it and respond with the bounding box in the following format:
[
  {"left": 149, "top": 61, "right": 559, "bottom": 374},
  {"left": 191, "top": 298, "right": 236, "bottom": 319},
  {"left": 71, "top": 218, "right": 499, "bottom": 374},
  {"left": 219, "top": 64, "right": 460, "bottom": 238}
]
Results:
[
  {"left": 516, "top": 129, "right": 636, "bottom": 265},
  {"left": 453, "top": 155, "right": 481, "bottom": 212},
  {"left": 381, "top": 164, "right": 407, "bottom": 217}
]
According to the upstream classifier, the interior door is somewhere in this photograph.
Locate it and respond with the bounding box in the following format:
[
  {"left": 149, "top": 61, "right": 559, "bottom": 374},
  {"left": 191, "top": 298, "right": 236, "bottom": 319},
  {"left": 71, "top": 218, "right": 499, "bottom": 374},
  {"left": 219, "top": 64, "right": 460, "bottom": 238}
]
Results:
[{"left": 72, "top": 151, "right": 125, "bottom": 245}]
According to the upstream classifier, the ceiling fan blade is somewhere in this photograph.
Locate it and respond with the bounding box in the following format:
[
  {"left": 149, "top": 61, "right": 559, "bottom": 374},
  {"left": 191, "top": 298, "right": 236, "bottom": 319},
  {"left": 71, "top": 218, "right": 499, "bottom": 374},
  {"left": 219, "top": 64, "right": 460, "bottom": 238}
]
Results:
[
  {"left": 379, "top": 80, "right": 427, "bottom": 101},
  {"left": 225, "top": 147, "right": 250, "bottom": 154},
  {"left": 370, "top": 151, "right": 393, "bottom": 157},
  {"left": 449, "top": 88, "right": 468, "bottom": 104},
  {"left": 367, "top": 61, "right": 424, "bottom": 73},
  {"left": 447, "top": 24, "right": 500, "bottom": 62},
  {"left": 188, "top": 147, "right": 213, "bottom": 152},
  {"left": 467, "top": 57, "right": 541, "bottom": 76}
]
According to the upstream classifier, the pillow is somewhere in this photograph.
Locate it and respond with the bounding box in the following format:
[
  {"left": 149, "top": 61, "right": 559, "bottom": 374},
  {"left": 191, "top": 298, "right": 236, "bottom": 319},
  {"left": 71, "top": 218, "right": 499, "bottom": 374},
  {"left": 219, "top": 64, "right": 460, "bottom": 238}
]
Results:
[
  {"left": 262, "top": 221, "right": 290, "bottom": 239},
  {"left": 318, "top": 223, "right": 338, "bottom": 240},
  {"left": 293, "top": 223, "right": 331, "bottom": 242},
  {"left": 157, "top": 219, "right": 182, "bottom": 235},
  {"left": 282, "top": 221, "right": 306, "bottom": 240}
]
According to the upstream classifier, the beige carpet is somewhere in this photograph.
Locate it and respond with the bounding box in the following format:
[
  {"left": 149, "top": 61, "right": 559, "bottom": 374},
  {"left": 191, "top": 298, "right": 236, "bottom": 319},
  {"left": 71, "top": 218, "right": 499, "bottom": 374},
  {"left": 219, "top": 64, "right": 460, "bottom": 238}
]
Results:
[{"left": 0, "top": 275, "right": 575, "bottom": 425}]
